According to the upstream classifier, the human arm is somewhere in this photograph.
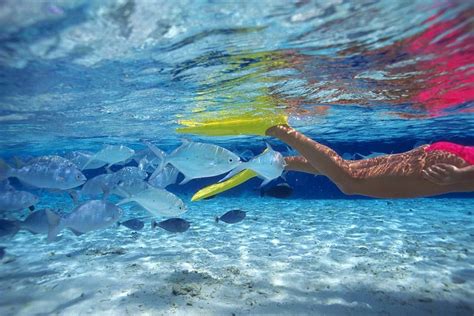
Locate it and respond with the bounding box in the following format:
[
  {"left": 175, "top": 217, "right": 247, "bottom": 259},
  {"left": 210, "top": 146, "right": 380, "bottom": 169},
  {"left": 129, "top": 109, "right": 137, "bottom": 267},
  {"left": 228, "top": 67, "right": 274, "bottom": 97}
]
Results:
[{"left": 422, "top": 164, "right": 474, "bottom": 185}]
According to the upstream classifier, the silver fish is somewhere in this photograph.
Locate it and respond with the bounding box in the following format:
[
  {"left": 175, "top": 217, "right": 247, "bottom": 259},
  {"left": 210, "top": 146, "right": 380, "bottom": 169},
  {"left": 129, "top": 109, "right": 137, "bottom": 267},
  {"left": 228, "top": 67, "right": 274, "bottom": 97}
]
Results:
[
  {"left": 117, "top": 186, "right": 186, "bottom": 217},
  {"left": 19, "top": 208, "right": 58, "bottom": 234},
  {"left": 81, "top": 167, "right": 148, "bottom": 198},
  {"left": 81, "top": 145, "right": 135, "bottom": 170},
  {"left": 113, "top": 166, "right": 147, "bottom": 181},
  {"left": 113, "top": 178, "right": 149, "bottom": 198},
  {"left": 46, "top": 200, "right": 123, "bottom": 242},
  {"left": 0, "top": 189, "right": 39, "bottom": 212},
  {"left": 65, "top": 151, "right": 107, "bottom": 170},
  {"left": 148, "top": 165, "right": 179, "bottom": 189},
  {"left": 133, "top": 149, "right": 161, "bottom": 173},
  {"left": 0, "top": 156, "right": 86, "bottom": 190},
  {"left": 81, "top": 174, "right": 116, "bottom": 198},
  {"left": 144, "top": 139, "right": 240, "bottom": 184},
  {"left": 221, "top": 143, "right": 286, "bottom": 187},
  {"left": 356, "top": 152, "right": 389, "bottom": 159}
]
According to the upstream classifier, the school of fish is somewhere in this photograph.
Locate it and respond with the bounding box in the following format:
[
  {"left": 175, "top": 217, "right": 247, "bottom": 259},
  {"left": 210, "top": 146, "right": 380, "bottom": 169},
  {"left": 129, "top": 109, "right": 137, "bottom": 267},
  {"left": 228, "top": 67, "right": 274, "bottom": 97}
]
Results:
[{"left": 0, "top": 141, "right": 291, "bottom": 251}]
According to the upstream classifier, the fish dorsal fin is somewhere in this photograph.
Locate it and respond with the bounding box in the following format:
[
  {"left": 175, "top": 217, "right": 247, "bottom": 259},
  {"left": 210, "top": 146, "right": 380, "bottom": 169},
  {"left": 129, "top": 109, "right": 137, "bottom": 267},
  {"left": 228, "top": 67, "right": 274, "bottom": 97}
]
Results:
[
  {"left": 179, "top": 176, "right": 193, "bottom": 185},
  {"left": 113, "top": 183, "right": 131, "bottom": 199},
  {"left": 80, "top": 153, "right": 99, "bottom": 171},
  {"left": 260, "top": 178, "right": 272, "bottom": 188},
  {"left": 265, "top": 142, "right": 273, "bottom": 153}
]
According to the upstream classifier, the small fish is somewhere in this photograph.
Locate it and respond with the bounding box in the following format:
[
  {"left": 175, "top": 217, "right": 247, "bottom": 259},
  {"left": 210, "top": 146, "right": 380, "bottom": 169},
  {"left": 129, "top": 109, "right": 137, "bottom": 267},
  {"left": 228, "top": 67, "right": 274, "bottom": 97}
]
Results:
[
  {"left": 81, "top": 145, "right": 135, "bottom": 170},
  {"left": 46, "top": 200, "right": 123, "bottom": 242},
  {"left": 0, "top": 247, "right": 5, "bottom": 260},
  {"left": 144, "top": 139, "right": 240, "bottom": 184},
  {"left": 117, "top": 186, "right": 186, "bottom": 217},
  {"left": 355, "top": 152, "right": 389, "bottom": 159},
  {"left": 19, "top": 209, "right": 59, "bottom": 235},
  {"left": 113, "top": 179, "right": 149, "bottom": 198},
  {"left": 152, "top": 218, "right": 190, "bottom": 233},
  {"left": 261, "top": 183, "right": 293, "bottom": 198},
  {"left": 0, "top": 189, "right": 39, "bottom": 212},
  {"left": 342, "top": 152, "right": 357, "bottom": 160},
  {"left": 0, "top": 156, "right": 86, "bottom": 190},
  {"left": 0, "top": 219, "right": 20, "bottom": 237},
  {"left": 118, "top": 218, "right": 145, "bottom": 231},
  {"left": 82, "top": 167, "right": 148, "bottom": 198},
  {"left": 148, "top": 165, "right": 179, "bottom": 189},
  {"left": 133, "top": 148, "right": 161, "bottom": 173},
  {"left": 113, "top": 166, "right": 147, "bottom": 181},
  {"left": 215, "top": 209, "right": 246, "bottom": 224},
  {"left": 110, "top": 167, "right": 149, "bottom": 197},
  {"left": 81, "top": 174, "right": 117, "bottom": 198},
  {"left": 221, "top": 143, "right": 286, "bottom": 187},
  {"left": 65, "top": 151, "right": 107, "bottom": 170}
]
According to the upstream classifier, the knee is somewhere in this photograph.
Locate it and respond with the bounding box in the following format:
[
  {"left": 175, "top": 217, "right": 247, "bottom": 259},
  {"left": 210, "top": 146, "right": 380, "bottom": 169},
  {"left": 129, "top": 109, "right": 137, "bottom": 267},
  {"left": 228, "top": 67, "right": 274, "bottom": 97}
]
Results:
[
  {"left": 335, "top": 176, "right": 358, "bottom": 195},
  {"left": 337, "top": 181, "right": 357, "bottom": 195}
]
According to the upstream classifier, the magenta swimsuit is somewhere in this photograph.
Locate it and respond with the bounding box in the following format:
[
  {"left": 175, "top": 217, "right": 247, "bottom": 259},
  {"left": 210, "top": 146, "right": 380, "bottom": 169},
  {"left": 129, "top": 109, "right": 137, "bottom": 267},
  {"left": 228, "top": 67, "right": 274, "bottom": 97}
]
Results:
[{"left": 425, "top": 142, "right": 474, "bottom": 165}]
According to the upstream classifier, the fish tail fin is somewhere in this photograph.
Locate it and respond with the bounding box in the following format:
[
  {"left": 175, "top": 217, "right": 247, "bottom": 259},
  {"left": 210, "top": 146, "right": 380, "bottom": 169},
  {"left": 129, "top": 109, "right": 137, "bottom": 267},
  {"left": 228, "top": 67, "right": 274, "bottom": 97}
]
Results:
[
  {"left": 260, "top": 188, "right": 265, "bottom": 197},
  {"left": 68, "top": 190, "right": 80, "bottom": 205},
  {"left": 46, "top": 209, "right": 63, "bottom": 243},
  {"left": 219, "top": 163, "right": 246, "bottom": 183},
  {"left": 10, "top": 220, "right": 21, "bottom": 237},
  {"left": 0, "top": 159, "right": 12, "bottom": 181},
  {"left": 151, "top": 220, "right": 157, "bottom": 229},
  {"left": 117, "top": 198, "right": 132, "bottom": 206},
  {"left": 80, "top": 155, "right": 95, "bottom": 171},
  {"left": 215, "top": 216, "right": 219, "bottom": 223},
  {"left": 142, "top": 140, "right": 167, "bottom": 180}
]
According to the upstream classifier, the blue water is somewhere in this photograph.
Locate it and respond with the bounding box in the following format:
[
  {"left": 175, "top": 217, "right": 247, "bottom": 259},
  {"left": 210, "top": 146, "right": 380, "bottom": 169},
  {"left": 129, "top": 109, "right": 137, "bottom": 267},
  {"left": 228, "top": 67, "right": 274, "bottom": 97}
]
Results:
[{"left": 0, "top": 0, "right": 473, "bottom": 315}]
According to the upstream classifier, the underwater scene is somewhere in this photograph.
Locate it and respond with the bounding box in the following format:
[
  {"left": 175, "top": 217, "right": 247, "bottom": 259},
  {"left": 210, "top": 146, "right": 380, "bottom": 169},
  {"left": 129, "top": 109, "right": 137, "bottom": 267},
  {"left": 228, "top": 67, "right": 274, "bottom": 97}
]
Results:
[{"left": 0, "top": 0, "right": 473, "bottom": 315}]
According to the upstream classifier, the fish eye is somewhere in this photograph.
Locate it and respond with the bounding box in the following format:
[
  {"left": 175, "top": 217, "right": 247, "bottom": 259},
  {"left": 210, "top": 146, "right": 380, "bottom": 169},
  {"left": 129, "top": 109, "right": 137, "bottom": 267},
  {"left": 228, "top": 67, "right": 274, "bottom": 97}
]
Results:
[
  {"left": 228, "top": 158, "right": 233, "bottom": 162},
  {"left": 76, "top": 174, "right": 81, "bottom": 180}
]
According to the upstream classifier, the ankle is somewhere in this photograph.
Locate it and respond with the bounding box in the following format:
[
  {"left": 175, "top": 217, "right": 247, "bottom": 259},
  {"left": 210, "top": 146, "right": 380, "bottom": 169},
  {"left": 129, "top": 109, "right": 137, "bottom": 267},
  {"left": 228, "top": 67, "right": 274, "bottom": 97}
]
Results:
[{"left": 265, "top": 124, "right": 292, "bottom": 136}]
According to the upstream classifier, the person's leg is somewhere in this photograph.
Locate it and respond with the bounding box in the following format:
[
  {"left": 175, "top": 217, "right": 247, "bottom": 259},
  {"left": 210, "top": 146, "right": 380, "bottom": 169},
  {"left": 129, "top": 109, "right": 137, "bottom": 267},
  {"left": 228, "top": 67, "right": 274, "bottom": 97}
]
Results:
[
  {"left": 267, "top": 125, "right": 471, "bottom": 197},
  {"left": 267, "top": 125, "right": 356, "bottom": 194},
  {"left": 284, "top": 156, "right": 320, "bottom": 174}
]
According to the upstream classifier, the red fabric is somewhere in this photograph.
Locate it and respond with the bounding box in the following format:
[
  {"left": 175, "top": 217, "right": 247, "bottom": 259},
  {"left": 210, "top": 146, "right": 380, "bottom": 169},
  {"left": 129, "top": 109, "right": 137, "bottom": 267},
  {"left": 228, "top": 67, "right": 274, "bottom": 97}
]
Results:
[{"left": 425, "top": 142, "right": 474, "bottom": 165}]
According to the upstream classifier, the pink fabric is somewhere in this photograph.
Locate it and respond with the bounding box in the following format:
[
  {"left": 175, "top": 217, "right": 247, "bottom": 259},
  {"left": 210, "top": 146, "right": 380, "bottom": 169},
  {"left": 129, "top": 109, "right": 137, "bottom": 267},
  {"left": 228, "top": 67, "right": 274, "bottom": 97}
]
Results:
[
  {"left": 406, "top": 8, "right": 474, "bottom": 115},
  {"left": 425, "top": 142, "right": 474, "bottom": 165}
]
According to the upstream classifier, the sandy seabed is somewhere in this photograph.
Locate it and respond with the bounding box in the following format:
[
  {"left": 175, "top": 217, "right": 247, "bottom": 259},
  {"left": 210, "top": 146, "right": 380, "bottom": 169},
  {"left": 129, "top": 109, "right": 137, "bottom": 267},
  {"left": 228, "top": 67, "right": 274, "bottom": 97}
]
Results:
[{"left": 0, "top": 197, "right": 473, "bottom": 315}]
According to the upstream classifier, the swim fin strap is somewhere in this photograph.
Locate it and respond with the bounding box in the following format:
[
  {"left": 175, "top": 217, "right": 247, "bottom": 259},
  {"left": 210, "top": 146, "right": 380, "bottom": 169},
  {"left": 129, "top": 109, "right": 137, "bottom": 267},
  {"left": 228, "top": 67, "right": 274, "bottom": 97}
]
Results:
[
  {"left": 176, "top": 113, "right": 288, "bottom": 136},
  {"left": 191, "top": 169, "right": 258, "bottom": 201}
]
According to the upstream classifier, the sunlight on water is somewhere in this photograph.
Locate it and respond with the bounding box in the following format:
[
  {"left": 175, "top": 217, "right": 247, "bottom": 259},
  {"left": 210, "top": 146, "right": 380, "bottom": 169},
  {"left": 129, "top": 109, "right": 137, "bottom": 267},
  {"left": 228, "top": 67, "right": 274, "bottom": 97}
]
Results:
[
  {"left": 0, "top": 0, "right": 472, "bottom": 153},
  {"left": 0, "top": 1, "right": 473, "bottom": 315}
]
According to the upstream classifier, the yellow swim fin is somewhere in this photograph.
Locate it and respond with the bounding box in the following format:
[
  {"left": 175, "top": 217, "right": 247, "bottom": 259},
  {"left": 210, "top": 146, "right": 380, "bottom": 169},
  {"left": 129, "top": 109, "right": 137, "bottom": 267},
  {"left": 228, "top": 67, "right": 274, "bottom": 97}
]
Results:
[
  {"left": 191, "top": 169, "right": 258, "bottom": 201},
  {"left": 177, "top": 112, "right": 288, "bottom": 136}
]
